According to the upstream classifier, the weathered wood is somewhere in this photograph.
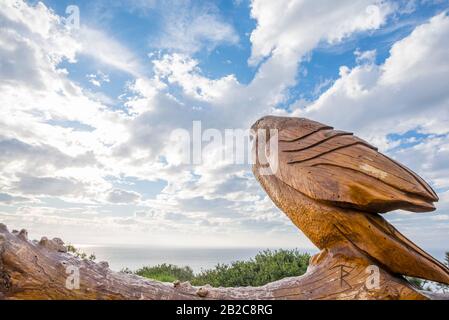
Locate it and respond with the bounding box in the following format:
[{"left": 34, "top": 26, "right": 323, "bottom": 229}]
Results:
[
  {"left": 252, "top": 116, "right": 449, "bottom": 289},
  {"left": 0, "top": 224, "right": 430, "bottom": 300}
]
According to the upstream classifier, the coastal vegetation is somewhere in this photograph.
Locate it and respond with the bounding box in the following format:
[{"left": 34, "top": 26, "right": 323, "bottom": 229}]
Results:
[{"left": 131, "top": 249, "right": 311, "bottom": 287}]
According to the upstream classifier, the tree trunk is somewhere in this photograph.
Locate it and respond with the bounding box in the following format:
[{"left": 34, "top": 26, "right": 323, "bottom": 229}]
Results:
[{"left": 0, "top": 224, "right": 438, "bottom": 300}]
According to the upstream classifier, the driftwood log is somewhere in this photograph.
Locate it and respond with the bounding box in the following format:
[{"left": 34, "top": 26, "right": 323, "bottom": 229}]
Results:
[
  {"left": 0, "top": 223, "right": 438, "bottom": 300},
  {"left": 1, "top": 116, "right": 448, "bottom": 300}
]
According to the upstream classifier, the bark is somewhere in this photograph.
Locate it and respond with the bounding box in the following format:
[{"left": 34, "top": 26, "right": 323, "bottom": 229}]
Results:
[{"left": 0, "top": 223, "right": 440, "bottom": 300}]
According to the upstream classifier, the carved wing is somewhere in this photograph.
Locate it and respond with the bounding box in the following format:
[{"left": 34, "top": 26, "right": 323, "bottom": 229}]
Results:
[{"left": 269, "top": 120, "right": 439, "bottom": 213}]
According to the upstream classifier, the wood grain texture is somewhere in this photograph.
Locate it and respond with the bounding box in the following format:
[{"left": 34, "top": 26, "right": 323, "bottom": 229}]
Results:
[{"left": 252, "top": 116, "right": 449, "bottom": 288}]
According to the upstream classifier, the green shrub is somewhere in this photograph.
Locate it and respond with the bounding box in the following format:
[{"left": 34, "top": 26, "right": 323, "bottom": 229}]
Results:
[
  {"left": 133, "top": 249, "right": 310, "bottom": 287},
  {"left": 66, "top": 244, "right": 96, "bottom": 261},
  {"left": 191, "top": 249, "right": 310, "bottom": 287},
  {"left": 406, "top": 277, "right": 426, "bottom": 290},
  {"left": 134, "top": 263, "right": 194, "bottom": 282}
]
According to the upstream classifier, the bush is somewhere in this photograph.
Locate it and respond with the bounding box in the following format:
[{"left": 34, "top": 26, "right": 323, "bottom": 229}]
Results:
[
  {"left": 191, "top": 249, "right": 310, "bottom": 287},
  {"left": 66, "top": 244, "right": 96, "bottom": 261},
  {"left": 406, "top": 277, "right": 426, "bottom": 290},
  {"left": 133, "top": 249, "right": 310, "bottom": 287},
  {"left": 134, "top": 263, "right": 194, "bottom": 283}
]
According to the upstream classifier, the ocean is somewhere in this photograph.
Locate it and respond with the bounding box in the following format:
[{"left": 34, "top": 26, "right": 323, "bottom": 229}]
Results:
[{"left": 76, "top": 245, "right": 448, "bottom": 274}]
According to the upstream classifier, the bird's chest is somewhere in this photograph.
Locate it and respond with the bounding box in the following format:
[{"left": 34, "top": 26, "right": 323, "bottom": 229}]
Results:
[{"left": 256, "top": 172, "right": 346, "bottom": 249}]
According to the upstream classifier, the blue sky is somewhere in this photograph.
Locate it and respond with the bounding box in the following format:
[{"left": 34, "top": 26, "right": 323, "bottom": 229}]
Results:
[{"left": 1, "top": 0, "right": 449, "bottom": 250}]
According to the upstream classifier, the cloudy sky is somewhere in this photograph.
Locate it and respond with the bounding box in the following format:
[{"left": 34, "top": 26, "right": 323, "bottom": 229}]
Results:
[{"left": 1, "top": 0, "right": 449, "bottom": 250}]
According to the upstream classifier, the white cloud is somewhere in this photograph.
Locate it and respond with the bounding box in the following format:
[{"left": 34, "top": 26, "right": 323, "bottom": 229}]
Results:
[
  {"left": 153, "top": 53, "right": 239, "bottom": 101},
  {"left": 249, "top": 0, "right": 393, "bottom": 65},
  {"left": 0, "top": 193, "right": 30, "bottom": 204},
  {"left": 14, "top": 175, "right": 86, "bottom": 197},
  {"left": 87, "top": 71, "right": 110, "bottom": 87},
  {"left": 355, "top": 48, "right": 377, "bottom": 64},
  {"left": 106, "top": 189, "right": 141, "bottom": 204},
  {"left": 392, "top": 136, "right": 449, "bottom": 190},
  {"left": 152, "top": 0, "right": 239, "bottom": 53},
  {"left": 0, "top": 1, "right": 130, "bottom": 202},
  {"left": 0, "top": 0, "right": 142, "bottom": 85},
  {"left": 77, "top": 27, "right": 143, "bottom": 76},
  {"left": 0, "top": 137, "right": 96, "bottom": 173}
]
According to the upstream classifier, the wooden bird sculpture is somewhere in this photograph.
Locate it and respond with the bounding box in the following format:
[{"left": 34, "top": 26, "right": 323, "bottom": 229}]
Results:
[{"left": 252, "top": 116, "right": 449, "bottom": 295}]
